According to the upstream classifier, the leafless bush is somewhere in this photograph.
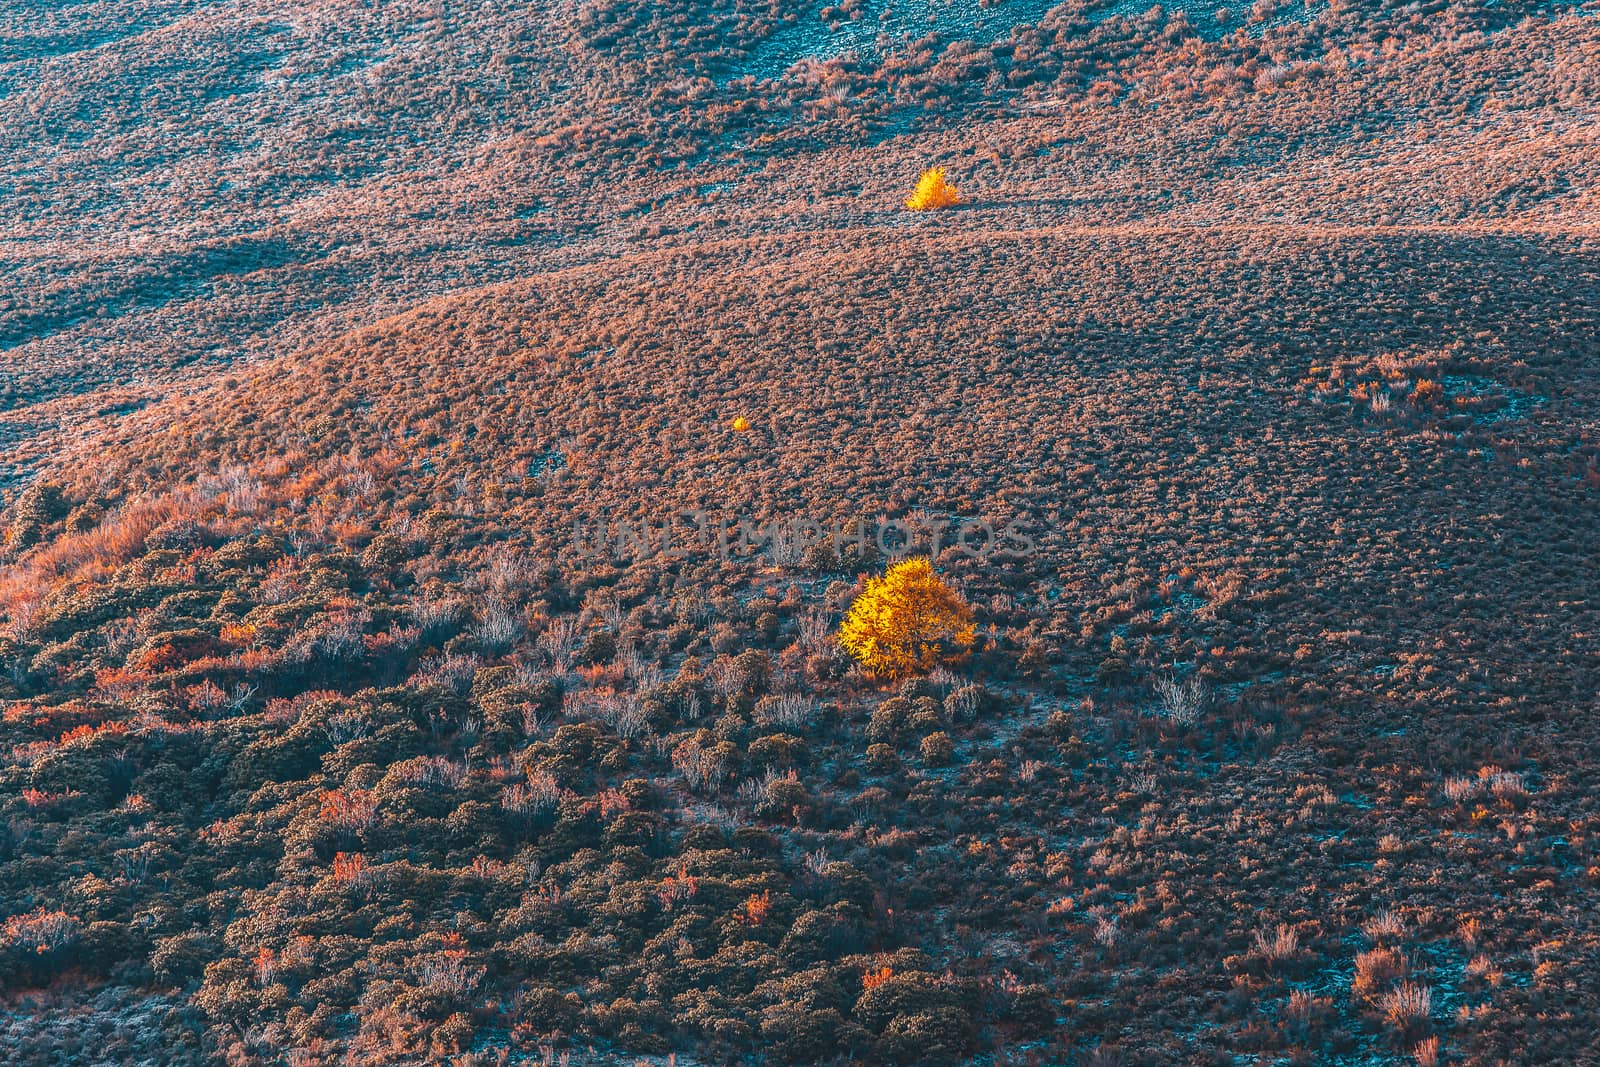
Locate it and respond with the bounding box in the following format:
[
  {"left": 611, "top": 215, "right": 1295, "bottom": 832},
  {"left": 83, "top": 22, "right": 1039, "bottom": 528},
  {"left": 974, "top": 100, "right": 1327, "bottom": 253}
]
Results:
[
  {"left": 622, "top": 644, "right": 662, "bottom": 688},
  {"left": 188, "top": 680, "right": 228, "bottom": 715},
  {"left": 316, "top": 610, "right": 372, "bottom": 661},
  {"left": 1, "top": 597, "right": 39, "bottom": 641},
  {"left": 1255, "top": 62, "right": 1294, "bottom": 90},
  {"left": 115, "top": 846, "right": 151, "bottom": 884},
  {"left": 526, "top": 770, "right": 561, "bottom": 811},
  {"left": 560, "top": 689, "right": 586, "bottom": 721},
  {"left": 415, "top": 653, "right": 481, "bottom": 694},
  {"left": 705, "top": 657, "right": 744, "bottom": 703},
  {"left": 416, "top": 953, "right": 485, "bottom": 999},
  {"left": 476, "top": 598, "right": 523, "bottom": 653},
  {"left": 591, "top": 691, "right": 650, "bottom": 739},
  {"left": 735, "top": 776, "right": 767, "bottom": 808},
  {"left": 401, "top": 756, "right": 468, "bottom": 790},
  {"left": 103, "top": 617, "right": 140, "bottom": 657},
  {"left": 539, "top": 616, "right": 581, "bottom": 672},
  {"left": 3, "top": 908, "right": 78, "bottom": 953},
  {"left": 768, "top": 521, "right": 803, "bottom": 566},
  {"left": 520, "top": 701, "right": 550, "bottom": 738},
  {"left": 672, "top": 736, "right": 729, "bottom": 793},
  {"left": 503, "top": 775, "right": 560, "bottom": 817},
  {"left": 228, "top": 683, "right": 258, "bottom": 714},
  {"left": 1487, "top": 770, "right": 1527, "bottom": 801},
  {"left": 487, "top": 549, "right": 531, "bottom": 594},
  {"left": 199, "top": 465, "right": 261, "bottom": 514},
  {"left": 1153, "top": 672, "right": 1208, "bottom": 725},
  {"left": 410, "top": 595, "right": 464, "bottom": 636},
  {"left": 672, "top": 592, "right": 711, "bottom": 626},
  {"left": 796, "top": 608, "right": 832, "bottom": 655},
  {"left": 754, "top": 692, "right": 815, "bottom": 729},
  {"left": 804, "top": 848, "right": 829, "bottom": 877},
  {"left": 946, "top": 685, "right": 984, "bottom": 722},
  {"left": 324, "top": 709, "right": 371, "bottom": 745},
  {"left": 512, "top": 661, "right": 548, "bottom": 689}
]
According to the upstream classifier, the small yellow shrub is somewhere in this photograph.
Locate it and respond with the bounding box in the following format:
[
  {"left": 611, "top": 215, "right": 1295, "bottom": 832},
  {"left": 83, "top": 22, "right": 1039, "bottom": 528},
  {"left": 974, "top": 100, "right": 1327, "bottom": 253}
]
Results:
[
  {"left": 731, "top": 415, "right": 751, "bottom": 432},
  {"left": 837, "top": 558, "right": 975, "bottom": 676},
  {"left": 904, "top": 166, "right": 960, "bottom": 211}
]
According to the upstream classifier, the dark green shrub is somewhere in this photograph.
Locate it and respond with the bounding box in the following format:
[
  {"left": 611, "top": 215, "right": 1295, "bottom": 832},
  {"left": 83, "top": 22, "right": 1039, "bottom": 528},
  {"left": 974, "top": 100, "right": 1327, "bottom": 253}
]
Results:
[
  {"left": 748, "top": 733, "right": 807, "bottom": 770},
  {"left": 906, "top": 696, "right": 943, "bottom": 733},
  {"left": 867, "top": 697, "right": 909, "bottom": 745},
  {"left": 579, "top": 629, "right": 617, "bottom": 665},
  {"left": 919, "top": 732, "right": 954, "bottom": 766},
  {"left": 866, "top": 743, "right": 899, "bottom": 774}
]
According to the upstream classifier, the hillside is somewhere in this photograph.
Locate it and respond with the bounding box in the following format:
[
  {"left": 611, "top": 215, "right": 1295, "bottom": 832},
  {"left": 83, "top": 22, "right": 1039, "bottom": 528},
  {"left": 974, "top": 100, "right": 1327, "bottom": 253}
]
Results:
[
  {"left": 3, "top": 0, "right": 1595, "bottom": 475},
  {"left": 2, "top": 0, "right": 1600, "bottom": 1064}
]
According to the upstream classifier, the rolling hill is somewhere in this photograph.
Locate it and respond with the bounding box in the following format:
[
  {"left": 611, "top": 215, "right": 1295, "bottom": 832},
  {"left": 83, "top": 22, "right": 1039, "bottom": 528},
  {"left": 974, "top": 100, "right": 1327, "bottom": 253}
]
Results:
[{"left": 1, "top": 0, "right": 1598, "bottom": 1063}]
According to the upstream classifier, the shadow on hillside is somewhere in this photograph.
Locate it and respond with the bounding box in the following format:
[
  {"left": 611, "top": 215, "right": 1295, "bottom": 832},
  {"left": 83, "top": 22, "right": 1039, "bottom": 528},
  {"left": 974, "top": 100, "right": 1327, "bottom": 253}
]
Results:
[{"left": 941, "top": 198, "right": 1082, "bottom": 213}]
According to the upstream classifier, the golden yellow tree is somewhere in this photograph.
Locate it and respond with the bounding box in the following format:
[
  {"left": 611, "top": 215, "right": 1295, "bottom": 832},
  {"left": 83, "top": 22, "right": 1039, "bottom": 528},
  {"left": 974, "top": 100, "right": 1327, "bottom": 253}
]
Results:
[
  {"left": 903, "top": 166, "right": 960, "bottom": 211},
  {"left": 837, "top": 558, "right": 976, "bottom": 676}
]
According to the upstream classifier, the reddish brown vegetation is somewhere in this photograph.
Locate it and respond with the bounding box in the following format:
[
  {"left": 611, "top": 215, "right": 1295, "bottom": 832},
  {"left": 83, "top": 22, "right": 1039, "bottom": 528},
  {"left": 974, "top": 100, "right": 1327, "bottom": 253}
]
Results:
[{"left": 1, "top": 0, "right": 1598, "bottom": 1064}]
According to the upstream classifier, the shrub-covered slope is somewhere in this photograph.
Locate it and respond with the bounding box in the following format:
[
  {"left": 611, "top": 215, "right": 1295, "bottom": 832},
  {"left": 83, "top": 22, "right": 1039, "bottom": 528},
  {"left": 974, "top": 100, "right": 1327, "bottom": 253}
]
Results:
[
  {"left": 2, "top": 0, "right": 1595, "bottom": 477},
  {"left": 2, "top": 220, "right": 1598, "bottom": 1063},
  {"left": 3, "top": 0, "right": 1600, "bottom": 1063}
]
